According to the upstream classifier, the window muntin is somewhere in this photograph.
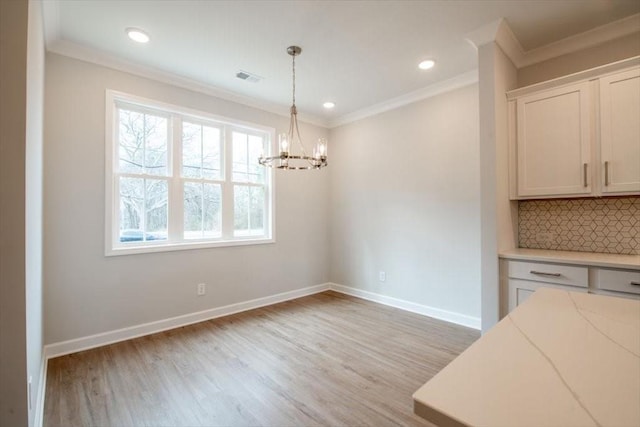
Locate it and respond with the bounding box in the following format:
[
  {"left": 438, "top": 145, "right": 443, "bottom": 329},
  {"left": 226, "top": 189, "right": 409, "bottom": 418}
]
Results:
[{"left": 106, "top": 91, "right": 274, "bottom": 255}]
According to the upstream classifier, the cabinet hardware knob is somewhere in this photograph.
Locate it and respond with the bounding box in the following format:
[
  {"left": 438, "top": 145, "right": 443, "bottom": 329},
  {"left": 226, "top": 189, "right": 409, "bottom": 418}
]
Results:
[
  {"left": 630, "top": 281, "right": 640, "bottom": 286},
  {"left": 530, "top": 270, "right": 562, "bottom": 277}
]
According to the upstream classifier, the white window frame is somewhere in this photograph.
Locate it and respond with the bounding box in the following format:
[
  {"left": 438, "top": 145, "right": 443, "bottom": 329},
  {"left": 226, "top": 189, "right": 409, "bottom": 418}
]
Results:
[{"left": 105, "top": 90, "right": 275, "bottom": 256}]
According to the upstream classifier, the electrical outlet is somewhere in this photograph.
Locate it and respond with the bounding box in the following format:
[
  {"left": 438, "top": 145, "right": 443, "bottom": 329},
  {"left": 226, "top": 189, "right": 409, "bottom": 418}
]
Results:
[
  {"left": 379, "top": 271, "right": 386, "bottom": 282},
  {"left": 197, "top": 283, "right": 206, "bottom": 296}
]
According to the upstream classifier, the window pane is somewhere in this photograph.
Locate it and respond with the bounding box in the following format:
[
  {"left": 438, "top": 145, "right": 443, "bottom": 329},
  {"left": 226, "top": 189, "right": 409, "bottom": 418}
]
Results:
[
  {"left": 118, "top": 109, "right": 168, "bottom": 176},
  {"left": 234, "top": 185, "right": 265, "bottom": 236},
  {"left": 119, "top": 177, "right": 144, "bottom": 240},
  {"left": 183, "top": 122, "right": 221, "bottom": 180},
  {"left": 119, "top": 177, "right": 167, "bottom": 242},
  {"left": 202, "top": 126, "right": 221, "bottom": 180},
  {"left": 232, "top": 132, "right": 248, "bottom": 181},
  {"left": 184, "top": 182, "right": 221, "bottom": 239},
  {"left": 232, "top": 132, "right": 265, "bottom": 183},
  {"left": 118, "top": 110, "right": 144, "bottom": 174},
  {"left": 145, "top": 115, "right": 168, "bottom": 176},
  {"left": 182, "top": 122, "right": 202, "bottom": 178},
  {"left": 248, "top": 135, "right": 265, "bottom": 183},
  {"left": 203, "top": 184, "right": 222, "bottom": 237},
  {"left": 145, "top": 179, "right": 168, "bottom": 240}
]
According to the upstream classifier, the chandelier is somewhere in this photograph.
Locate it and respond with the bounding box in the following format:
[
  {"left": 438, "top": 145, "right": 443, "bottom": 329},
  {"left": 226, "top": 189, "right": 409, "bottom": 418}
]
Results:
[{"left": 259, "top": 46, "right": 328, "bottom": 170}]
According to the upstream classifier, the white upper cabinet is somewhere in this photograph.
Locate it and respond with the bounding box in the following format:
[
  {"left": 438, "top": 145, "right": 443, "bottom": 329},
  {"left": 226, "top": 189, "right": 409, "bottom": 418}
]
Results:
[
  {"left": 599, "top": 68, "right": 640, "bottom": 194},
  {"left": 515, "top": 82, "right": 592, "bottom": 197},
  {"left": 508, "top": 60, "right": 640, "bottom": 200}
]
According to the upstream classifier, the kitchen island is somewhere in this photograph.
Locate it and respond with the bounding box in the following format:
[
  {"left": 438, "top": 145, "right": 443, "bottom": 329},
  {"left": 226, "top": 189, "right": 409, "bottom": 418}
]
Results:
[{"left": 413, "top": 288, "right": 640, "bottom": 427}]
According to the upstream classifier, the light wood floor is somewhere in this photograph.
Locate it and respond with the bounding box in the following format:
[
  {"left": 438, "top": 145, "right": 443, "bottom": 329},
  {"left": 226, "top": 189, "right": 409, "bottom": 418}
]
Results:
[{"left": 44, "top": 291, "right": 479, "bottom": 427}]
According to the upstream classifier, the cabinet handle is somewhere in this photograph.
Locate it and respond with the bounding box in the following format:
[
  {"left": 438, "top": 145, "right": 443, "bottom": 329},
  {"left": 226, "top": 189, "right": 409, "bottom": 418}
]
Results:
[
  {"left": 630, "top": 281, "right": 640, "bottom": 286},
  {"left": 530, "top": 270, "right": 562, "bottom": 277},
  {"left": 604, "top": 161, "right": 609, "bottom": 186},
  {"left": 583, "top": 163, "right": 588, "bottom": 187}
]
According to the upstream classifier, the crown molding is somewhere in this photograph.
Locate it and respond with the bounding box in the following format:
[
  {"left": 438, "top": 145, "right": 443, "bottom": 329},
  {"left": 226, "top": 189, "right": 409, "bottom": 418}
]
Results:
[
  {"left": 40, "top": 0, "right": 60, "bottom": 49},
  {"left": 46, "top": 39, "right": 331, "bottom": 128},
  {"left": 466, "top": 13, "right": 640, "bottom": 69},
  {"left": 328, "top": 69, "right": 478, "bottom": 128},
  {"left": 520, "top": 13, "right": 640, "bottom": 68}
]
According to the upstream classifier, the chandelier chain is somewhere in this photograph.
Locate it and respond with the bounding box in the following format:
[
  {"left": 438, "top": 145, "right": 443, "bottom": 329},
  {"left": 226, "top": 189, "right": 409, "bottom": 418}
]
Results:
[{"left": 292, "top": 53, "right": 296, "bottom": 106}]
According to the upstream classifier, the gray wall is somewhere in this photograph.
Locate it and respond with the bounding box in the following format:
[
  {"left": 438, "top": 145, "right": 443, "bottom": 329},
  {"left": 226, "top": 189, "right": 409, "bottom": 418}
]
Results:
[
  {"left": 1, "top": 0, "right": 45, "bottom": 425},
  {"left": 44, "top": 54, "right": 329, "bottom": 344},
  {"left": 328, "top": 84, "right": 482, "bottom": 321}
]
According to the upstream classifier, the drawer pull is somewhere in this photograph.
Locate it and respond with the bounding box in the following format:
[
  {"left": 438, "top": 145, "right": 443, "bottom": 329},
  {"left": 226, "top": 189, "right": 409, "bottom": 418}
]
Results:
[
  {"left": 604, "top": 161, "right": 609, "bottom": 186},
  {"left": 583, "top": 163, "right": 588, "bottom": 187},
  {"left": 530, "top": 270, "right": 562, "bottom": 277},
  {"left": 631, "top": 281, "right": 640, "bottom": 286}
]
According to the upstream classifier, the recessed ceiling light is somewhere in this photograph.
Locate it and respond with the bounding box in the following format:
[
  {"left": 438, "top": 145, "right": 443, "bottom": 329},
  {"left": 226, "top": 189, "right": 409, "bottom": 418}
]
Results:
[
  {"left": 418, "top": 59, "right": 435, "bottom": 70},
  {"left": 323, "top": 102, "right": 335, "bottom": 109},
  {"left": 126, "top": 28, "right": 150, "bottom": 44}
]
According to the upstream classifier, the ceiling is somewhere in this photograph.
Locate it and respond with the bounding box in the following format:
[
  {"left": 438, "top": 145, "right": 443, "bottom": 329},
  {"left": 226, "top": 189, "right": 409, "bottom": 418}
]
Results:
[{"left": 44, "top": 1, "right": 640, "bottom": 126}]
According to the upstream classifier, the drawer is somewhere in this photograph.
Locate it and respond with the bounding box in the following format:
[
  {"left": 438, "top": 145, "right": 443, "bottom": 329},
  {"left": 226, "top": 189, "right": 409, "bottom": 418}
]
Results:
[
  {"left": 508, "top": 261, "right": 588, "bottom": 288},
  {"left": 593, "top": 268, "right": 640, "bottom": 295}
]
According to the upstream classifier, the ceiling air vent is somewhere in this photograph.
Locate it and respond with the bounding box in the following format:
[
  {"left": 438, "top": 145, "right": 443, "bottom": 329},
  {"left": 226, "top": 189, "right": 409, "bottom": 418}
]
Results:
[{"left": 236, "top": 70, "right": 263, "bottom": 83}]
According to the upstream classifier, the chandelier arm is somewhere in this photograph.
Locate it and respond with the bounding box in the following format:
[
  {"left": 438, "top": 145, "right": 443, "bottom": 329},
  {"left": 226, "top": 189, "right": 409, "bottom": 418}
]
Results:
[{"left": 293, "top": 115, "right": 316, "bottom": 166}]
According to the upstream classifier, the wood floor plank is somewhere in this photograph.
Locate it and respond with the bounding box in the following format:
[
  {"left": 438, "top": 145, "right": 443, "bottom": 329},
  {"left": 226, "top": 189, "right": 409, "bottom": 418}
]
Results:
[{"left": 44, "top": 291, "right": 479, "bottom": 426}]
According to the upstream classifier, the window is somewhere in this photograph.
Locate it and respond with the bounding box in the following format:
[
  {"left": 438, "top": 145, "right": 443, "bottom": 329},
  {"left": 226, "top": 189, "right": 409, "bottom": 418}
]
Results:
[{"left": 105, "top": 91, "right": 274, "bottom": 255}]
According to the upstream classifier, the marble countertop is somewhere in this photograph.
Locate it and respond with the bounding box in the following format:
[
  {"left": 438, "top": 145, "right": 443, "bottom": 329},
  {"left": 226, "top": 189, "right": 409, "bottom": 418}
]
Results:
[
  {"left": 413, "top": 288, "right": 640, "bottom": 427},
  {"left": 499, "top": 248, "right": 640, "bottom": 270}
]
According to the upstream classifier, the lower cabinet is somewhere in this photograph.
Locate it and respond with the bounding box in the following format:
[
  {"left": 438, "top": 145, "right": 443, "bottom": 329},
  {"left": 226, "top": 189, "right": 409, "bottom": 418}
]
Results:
[
  {"left": 505, "top": 260, "right": 639, "bottom": 313},
  {"left": 592, "top": 267, "right": 640, "bottom": 296}
]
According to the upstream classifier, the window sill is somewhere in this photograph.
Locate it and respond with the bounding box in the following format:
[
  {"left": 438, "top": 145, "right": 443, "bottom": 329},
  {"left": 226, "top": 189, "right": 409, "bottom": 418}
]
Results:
[{"left": 105, "top": 237, "right": 275, "bottom": 257}]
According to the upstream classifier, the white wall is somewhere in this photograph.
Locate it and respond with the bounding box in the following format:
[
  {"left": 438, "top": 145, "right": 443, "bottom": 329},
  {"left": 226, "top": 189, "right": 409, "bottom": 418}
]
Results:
[
  {"left": 1, "top": 0, "right": 45, "bottom": 425},
  {"left": 25, "top": 1, "right": 45, "bottom": 425},
  {"left": 44, "top": 54, "right": 329, "bottom": 344},
  {"left": 328, "top": 84, "right": 481, "bottom": 322},
  {"left": 477, "top": 42, "right": 518, "bottom": 332}
]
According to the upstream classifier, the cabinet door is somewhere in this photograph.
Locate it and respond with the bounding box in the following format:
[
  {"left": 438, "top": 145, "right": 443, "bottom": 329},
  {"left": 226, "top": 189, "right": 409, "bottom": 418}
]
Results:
[
  {"left": 516, "top": 82, "right": 592, "bottom": 198},
  {"left": 600, "top": 68, "right": 640, "bottom": 194},
  {"left": 508, "top": 279, "right": 587, "bottom": 312}
]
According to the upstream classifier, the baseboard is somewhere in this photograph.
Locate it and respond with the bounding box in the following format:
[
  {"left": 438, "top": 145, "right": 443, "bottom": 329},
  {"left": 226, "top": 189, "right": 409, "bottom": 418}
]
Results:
[
  {"left": 33, "top": 347, "right": 47, "bottom": 427},
  {"left": 328, "top": 283, "right": 481, "bottom": 330},
  {"left": 43, "top": 281, "right": 480, "bottom": 360},
  {"left": 44, "top": 283, "right": 331, "bottom": 359}
]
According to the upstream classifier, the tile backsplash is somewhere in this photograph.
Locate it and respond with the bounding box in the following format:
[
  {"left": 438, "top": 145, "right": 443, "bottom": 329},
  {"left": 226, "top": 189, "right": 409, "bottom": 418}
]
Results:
[{"left": 518, "top": 197, "right": 639, "bottom": 255}]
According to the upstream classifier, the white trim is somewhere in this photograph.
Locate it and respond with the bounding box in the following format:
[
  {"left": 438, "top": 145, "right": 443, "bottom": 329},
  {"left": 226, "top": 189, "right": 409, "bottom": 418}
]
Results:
[
  {"left": 466, "top": 14, "right": 640, "bottom": 69},
  {"left": 42, "top": 282, "right": 480, "bottom": 360},
  {"left": 43, "top": 284, "right": 331, "bottom": 358},
  {"left": 521, "top": 14, "right": 640, "bottom": 68},
  {"left": 47, "top": 39, "right": 329, "bottom": 128},
  {"left": 40, "top": 0, "right": 60, "bottom": 49},
  {"left": 48, "top": 39, "right": 480, "bottom": 130},
  {"left": 328, "top": 70, "right": 478, "bottom": 128},
  {"left": 33, "top": 348, "right": 47, "bottom": 427},
  {"left": 105, "top": 89, "right": 276, "bottom": 256},
  {"left": 330, "top": 283, "right": 481, "bottom": 330},
  {"left": 506, "top": 56, "right": 640, "bottom": 99},
  {"left": 465, "top": 18, "right": 507, "bottom": 51}
]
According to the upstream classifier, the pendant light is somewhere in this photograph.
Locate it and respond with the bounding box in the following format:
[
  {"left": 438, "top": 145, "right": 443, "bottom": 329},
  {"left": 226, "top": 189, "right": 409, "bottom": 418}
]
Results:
[{"left": 259, "top": 46, "right": 328, "bottom": 170}]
